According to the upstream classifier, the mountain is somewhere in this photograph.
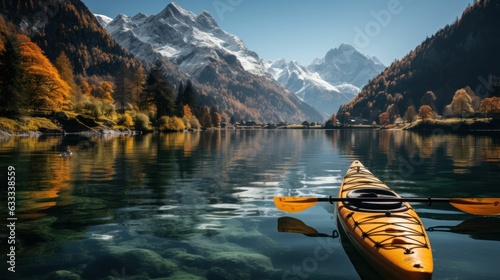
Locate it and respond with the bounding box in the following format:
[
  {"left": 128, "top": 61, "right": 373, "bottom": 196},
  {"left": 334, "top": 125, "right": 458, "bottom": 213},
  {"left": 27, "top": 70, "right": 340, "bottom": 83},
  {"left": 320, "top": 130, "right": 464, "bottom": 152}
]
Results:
[
  {"left": 309, "top": 43, "right": 386, "bottom": 88},
  {"left": 263, "top": 44, "right": 384, "bottom": 117},
  {"left": 0, "top": 0, "right": 141, "bottom": 76},
  {"left": 264, "top": 59, "right": 359, "bottom": 117},
  {"left": 101, "top": 2, "right": 322, "bottom": 122},
  {"left": 338, "top": 0, "right": 500, "bottom": 122}
]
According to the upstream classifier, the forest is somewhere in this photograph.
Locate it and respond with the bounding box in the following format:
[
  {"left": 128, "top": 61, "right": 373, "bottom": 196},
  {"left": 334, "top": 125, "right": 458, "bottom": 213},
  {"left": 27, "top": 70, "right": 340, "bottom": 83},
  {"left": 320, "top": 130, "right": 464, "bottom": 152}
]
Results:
[{"left": 0, "top": 15, "right": 228, "bottom": 133}]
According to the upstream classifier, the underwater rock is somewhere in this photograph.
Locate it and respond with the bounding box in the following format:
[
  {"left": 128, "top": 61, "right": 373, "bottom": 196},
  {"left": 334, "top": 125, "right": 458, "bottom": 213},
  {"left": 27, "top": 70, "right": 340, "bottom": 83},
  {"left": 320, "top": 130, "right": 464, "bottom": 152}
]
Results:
[
  {"left": 42, "top": 270, "right": 81, "bottom": 280},
  {"left": 164, "top": 248, "right": 210, "bottom": 269},
  {"left": 165, "top": 270, "right": 204, "bottom": 280},
  {"left": 207, "top": 252, "right": 276, "bottom": 280},
  {"left": 83, "top": 247, "right": 178, "bottom": 279}
]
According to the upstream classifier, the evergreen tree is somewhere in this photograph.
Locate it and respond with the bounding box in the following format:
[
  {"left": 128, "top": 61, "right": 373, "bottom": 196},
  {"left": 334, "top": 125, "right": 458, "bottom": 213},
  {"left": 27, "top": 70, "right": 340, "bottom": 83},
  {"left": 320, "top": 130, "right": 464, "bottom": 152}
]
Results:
[
  {"left": 141, "top": 62, "right": 175, "bottom": 119},
  {"left": 182, "top": 79, "right": 197, "bottom": 113},
  {"left": 114, "top": 64, "right": 131, "bottom": 113},
  {"left": 174, "top": 81, "right": 185, "bottom": 117},
  {"left": 0, "top": 34, "right": 27, "bottom": 116}
]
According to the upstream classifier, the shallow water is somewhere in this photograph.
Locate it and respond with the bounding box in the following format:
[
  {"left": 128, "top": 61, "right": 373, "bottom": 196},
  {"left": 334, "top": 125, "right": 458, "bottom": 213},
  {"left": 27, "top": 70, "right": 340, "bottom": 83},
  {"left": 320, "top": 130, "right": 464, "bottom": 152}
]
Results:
[{"left": 1, "top": 129, "right": 499, "bottom": 279}]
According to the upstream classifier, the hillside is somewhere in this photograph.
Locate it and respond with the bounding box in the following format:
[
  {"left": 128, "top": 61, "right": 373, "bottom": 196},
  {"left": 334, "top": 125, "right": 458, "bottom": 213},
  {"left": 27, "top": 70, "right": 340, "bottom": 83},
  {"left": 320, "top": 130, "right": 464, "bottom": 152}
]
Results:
[
  {"left": 0, "top": 0, "right": 142, "bottom": 75},
  {"left": 338, "top": 0, "right": 500, "bottom": 122}
]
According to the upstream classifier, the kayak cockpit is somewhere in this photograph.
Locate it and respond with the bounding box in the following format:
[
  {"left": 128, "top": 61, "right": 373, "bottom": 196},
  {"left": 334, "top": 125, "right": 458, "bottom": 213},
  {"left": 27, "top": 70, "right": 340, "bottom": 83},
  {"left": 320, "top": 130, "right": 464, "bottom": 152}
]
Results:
[{"left": 344, "top": 188, "right": 408, "bottom": 212}]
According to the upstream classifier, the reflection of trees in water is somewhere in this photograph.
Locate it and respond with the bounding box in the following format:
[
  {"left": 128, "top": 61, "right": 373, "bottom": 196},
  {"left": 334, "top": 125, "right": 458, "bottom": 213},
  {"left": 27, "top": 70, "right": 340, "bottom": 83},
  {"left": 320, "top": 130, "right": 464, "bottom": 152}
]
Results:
[{"left": 331, "top": 130, "right": 500, "bottom": 185}]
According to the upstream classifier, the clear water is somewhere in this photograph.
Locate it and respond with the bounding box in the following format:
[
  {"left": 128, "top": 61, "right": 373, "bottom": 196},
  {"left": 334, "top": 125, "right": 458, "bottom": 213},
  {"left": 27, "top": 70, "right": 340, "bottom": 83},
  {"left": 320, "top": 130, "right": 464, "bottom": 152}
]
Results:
[{"left": 1, "top": 129, "right": 499, "bottom": 279}]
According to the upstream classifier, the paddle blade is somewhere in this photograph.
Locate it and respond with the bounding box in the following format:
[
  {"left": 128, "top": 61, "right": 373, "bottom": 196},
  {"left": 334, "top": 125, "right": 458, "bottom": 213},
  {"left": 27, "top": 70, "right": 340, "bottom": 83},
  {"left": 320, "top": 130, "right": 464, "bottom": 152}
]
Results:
[
  {"left": 274, "top": 196, "right": 319, "bottom": 213},
  {"left": 450, "top": 198, "right": 500, "bottom": 216},
  {"left": 277, "top": 217, "right": 319, "bottom": 235}
]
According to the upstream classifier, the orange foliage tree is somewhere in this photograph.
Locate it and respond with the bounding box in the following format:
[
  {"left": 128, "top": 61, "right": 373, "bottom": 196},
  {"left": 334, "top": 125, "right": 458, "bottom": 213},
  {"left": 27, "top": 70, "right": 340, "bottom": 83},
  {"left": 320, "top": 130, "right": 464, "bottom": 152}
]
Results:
[
  {"left": 418, "top": 105, "right": 433, "bottom": 120},
  {"left": 378, "top": 112, "right": 390, "bottom": 125},
  {"left": 18, "top": 35, "right": 70, "bottom": 111},
  {"left": 479, "top": 97, "right": 500, "bottom": 119}
]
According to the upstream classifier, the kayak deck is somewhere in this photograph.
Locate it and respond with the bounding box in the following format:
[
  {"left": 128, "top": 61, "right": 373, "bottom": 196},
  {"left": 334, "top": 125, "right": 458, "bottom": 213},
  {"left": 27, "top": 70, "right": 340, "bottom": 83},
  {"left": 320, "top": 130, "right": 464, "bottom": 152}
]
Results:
[{"left": 337, "top": 160, "right": 433, "bottom": 280}]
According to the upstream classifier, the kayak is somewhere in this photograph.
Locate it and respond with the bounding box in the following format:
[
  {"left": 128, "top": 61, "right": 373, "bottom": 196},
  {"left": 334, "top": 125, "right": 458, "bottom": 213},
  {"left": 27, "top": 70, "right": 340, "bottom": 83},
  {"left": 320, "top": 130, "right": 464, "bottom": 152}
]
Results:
[{"left": 336, "top": 160, "right": 433, "bottom": 280}]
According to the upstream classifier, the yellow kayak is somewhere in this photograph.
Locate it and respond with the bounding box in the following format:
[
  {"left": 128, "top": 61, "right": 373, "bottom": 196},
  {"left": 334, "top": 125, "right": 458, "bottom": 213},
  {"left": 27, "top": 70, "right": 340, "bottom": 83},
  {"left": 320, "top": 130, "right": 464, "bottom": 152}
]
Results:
[{"left": 337, "top": 160, "right": 433, "bottom": 280}]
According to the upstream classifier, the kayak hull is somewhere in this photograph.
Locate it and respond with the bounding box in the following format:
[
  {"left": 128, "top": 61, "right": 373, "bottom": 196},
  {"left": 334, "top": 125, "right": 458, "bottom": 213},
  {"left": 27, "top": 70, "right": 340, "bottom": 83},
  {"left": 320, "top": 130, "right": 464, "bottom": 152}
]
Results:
[{"left": 337, "top": 160, "right": 433, "bottom": 280}]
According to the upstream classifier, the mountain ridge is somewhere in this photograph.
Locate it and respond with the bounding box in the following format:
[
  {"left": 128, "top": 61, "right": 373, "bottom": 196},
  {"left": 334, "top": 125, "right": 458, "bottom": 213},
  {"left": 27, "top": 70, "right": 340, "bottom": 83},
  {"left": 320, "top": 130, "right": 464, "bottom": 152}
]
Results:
[{"left": 103, "top": 2, "right": 323, "bottom": 122}]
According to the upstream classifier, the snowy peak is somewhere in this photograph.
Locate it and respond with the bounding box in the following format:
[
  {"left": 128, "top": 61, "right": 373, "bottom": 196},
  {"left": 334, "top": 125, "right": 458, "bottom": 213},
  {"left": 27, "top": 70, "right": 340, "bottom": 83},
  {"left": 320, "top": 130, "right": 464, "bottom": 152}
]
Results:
[
  {"left": 104, "top": 2, "right": 266, "bottom": 76},
  {"left": 308, "top": 43, "right": 386, "bottom": 88},
  {"left": 265, "top": 58, "right": 358, "bottom": 117},
  {"left": 196, "top": 11, "right": 219, "bottom": 29},
  {"left": 94, "top": 14, "right": 113, "bottom": 28}
]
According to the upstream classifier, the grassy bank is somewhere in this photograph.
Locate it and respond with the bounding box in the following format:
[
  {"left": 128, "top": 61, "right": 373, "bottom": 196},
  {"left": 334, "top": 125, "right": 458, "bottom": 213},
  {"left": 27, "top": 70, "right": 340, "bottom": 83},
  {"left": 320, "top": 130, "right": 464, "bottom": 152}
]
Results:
[
  {"left": 404, "top": 118, "right": 500, "bottom": 132},
  {"left": 0, "top": 116, "right": 62, "bottom": 135}
]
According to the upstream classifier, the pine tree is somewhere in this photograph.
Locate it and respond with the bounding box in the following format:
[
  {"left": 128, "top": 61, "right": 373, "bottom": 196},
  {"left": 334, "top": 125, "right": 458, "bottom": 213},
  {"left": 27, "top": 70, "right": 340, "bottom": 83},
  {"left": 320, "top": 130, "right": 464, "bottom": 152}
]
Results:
[
  {"left": 0, "top": 33, "right": 27, "bottom": 116},
  {"left": 174, "top": 81, "right": 185, "bottom": 117},
  {"left": 114, "top": 64, "right": 131, "bottom": 113},
  {"left": 141, "top": 62, "right": 175, "bottom": 119}
]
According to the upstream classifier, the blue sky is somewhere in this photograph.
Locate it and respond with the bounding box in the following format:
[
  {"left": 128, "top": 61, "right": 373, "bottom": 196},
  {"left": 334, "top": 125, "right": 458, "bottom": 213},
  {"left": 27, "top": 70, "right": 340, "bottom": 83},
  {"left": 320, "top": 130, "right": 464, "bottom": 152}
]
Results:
[{"left": 82, "top": 0, "right": 474, "bottom": 66}]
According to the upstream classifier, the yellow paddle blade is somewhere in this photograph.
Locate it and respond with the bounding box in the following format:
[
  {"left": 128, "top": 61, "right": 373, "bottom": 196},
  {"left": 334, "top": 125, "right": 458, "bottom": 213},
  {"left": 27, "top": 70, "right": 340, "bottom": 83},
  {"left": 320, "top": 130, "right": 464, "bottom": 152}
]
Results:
[
  {"left": 274, "top": 196, "right": 319, "bottom": 213},
  {"left": 450, "top": 198, "right": 500, "bottom": 216},
  {"left": 277, "top": 217, "right": 319, "bottom": 235}
]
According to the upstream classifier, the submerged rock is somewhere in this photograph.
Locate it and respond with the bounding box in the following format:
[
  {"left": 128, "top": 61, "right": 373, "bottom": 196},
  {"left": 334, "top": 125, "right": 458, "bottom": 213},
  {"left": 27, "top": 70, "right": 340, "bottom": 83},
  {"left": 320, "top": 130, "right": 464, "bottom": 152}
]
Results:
[
  {"left": 42, "top": 270, "right": 81, "bottom": 280},
  {"left": 164, "top": 248, "right": 210, "bottom": 269},
  {"left": 207, "top": 252, "right": 277, "bottom": 280},
  {"left": 83, "top": 247, "right": 178, "bottom": 279}
]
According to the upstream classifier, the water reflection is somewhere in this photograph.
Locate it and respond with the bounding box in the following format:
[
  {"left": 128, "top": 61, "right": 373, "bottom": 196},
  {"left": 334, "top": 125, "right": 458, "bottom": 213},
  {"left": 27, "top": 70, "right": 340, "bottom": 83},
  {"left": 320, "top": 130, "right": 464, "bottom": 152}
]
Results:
[{"left": 1, "top": 130, "right": 499, "bottom": 279}]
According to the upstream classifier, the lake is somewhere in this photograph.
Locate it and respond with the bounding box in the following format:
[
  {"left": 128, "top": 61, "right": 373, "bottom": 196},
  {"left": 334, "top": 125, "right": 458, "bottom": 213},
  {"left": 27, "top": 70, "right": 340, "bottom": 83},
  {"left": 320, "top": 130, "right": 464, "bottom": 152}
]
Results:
[{"left": 1, "top": 129, "right": 499, "bottom": 280}]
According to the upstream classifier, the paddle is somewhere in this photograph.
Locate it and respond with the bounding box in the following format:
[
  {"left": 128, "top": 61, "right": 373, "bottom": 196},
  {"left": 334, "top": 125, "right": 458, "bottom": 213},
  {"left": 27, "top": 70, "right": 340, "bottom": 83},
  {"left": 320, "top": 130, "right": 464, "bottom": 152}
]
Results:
[
  {"left": 277, "top": 216, "right": 338, "bottom": 238},
  {"left": 274, "top": 196, "right": 500, "bottom": 216}
]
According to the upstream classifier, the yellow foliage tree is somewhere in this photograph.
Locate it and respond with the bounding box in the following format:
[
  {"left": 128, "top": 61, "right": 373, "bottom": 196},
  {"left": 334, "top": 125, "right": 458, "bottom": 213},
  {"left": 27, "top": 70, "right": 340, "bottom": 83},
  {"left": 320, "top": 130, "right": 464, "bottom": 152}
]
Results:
[
  {"left": 450, "top": 88, "right": 474, "bottom": 118},
  {"left": 17, "top": 35, "right": 70, "bottom": 111}
]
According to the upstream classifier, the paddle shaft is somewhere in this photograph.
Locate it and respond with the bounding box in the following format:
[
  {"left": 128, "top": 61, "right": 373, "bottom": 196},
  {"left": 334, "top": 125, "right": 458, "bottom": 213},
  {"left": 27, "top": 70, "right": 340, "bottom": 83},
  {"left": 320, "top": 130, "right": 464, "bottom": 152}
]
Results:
[{"left": 319, "top": 196, "right": 451, "bottom": 204}]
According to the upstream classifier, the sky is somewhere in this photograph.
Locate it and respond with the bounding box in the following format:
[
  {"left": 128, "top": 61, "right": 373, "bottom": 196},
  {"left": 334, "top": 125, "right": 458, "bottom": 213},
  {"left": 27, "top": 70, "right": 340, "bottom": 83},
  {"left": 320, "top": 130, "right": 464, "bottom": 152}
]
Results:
[{"left": 82, "top": 0, "right": 474, "bottom": 66}]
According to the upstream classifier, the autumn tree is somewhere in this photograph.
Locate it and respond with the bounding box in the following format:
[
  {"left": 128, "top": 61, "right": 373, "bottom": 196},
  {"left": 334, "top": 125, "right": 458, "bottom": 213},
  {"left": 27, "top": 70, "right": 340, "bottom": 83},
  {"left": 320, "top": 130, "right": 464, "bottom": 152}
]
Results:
[
  {"left": 55, "top": 51, "right": 83, "bottom": 109},
  {"left": 403, "top": 105, "right": 417, "bottom": 123},
  {"left": 95, "top": 81, "right": 114, "bottom": 101},
  {"left": 201, "top": 106, "right": 212, "bottom": 128},
  {"left": 130, "top": 65, "right": 145, "bottom": 107},
  {"left": 479, "top": 97, "right": 500, "bottom": 119},
  {"left": 464, "top": 86, "right": 481, "bottom": 112},
  {"left": 77, "top": 76, "right": 92, "bottom": 97},
  {"left": 18, "top": 35, "right": 70, "bottom": 111},
  {"left": 378, "top": 112, "right": 390, "bottom": 125},
  {"left": 418, "top": 105, "right": 433, "bottom": 120},
  {"left": 450, "top": 88, "right": 474, "bottom": 118},
  {"left": 324, "top": 113, "right": 339, "bottom": 128},
  {"left": 0, "top": 33, "right": 27, "bottom": 116}
]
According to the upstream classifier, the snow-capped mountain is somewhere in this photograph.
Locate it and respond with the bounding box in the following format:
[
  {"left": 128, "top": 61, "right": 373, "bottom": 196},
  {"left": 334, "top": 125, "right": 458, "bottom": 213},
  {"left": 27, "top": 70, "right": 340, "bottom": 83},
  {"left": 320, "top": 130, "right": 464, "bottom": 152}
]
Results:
[
  {"left": 263, "top": 44, "right": 384, "bottom": 116},
  {"left": 98, "top": 2, "right": 323, "bottom": 122},
  {"left": 264, "top": 59, "right": 358, "bottom": 117},
  {"left": 309, "top": 43, "right": 386, "bottom": 88},
  {"left": 96, "top": 3, "right": 384, "bottom": 121},
  {"left": 102, "top": 2, "right": 267, "bottom": 77}
]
